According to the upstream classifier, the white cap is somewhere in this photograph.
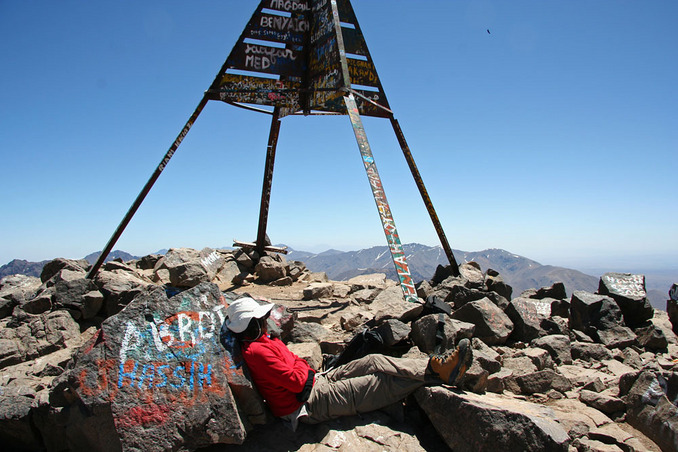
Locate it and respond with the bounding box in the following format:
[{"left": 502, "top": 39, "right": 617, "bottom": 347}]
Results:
[{"left": 225, "top": 297, "right": 274, "bottom": 333}]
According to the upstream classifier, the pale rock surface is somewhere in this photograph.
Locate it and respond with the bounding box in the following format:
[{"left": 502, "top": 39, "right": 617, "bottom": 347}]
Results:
[{"left": 415, "top": 386, "right": 570, "bottom": 451}]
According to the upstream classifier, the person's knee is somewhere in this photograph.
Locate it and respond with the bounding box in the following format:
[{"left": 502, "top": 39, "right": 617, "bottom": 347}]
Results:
[{"left": 363, "top": 353, "right": 389, "bottom": 372}]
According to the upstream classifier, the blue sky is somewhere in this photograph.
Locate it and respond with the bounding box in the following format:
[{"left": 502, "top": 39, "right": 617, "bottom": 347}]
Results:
[{"left": 1, "top": 0, "right": 676, "bottom": 274}]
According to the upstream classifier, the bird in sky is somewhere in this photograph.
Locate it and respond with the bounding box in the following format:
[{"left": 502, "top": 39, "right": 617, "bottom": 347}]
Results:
[{"left": 487, "top": 29, "right": 491, "bottom": 34}]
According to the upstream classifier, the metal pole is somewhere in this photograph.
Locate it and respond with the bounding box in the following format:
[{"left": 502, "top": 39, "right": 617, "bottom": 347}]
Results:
[
  {"left": 87, "top": 95, "right": 209, "bottom": 279},
  {"left": 389, "top": 117, "right": 460, "bottom": 276},
  {"left": 329, "top": 0, "right": 418, "bottom": 303},
  {"left": 255, "top": 107, "right": 281, "bottom": 254},
  {"left": 344, "top": 95, "right": 419, "bottom": 303}
]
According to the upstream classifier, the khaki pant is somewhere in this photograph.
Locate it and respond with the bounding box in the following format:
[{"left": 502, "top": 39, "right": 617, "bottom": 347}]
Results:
[{"left": 301, "top": 354, "right": 431, "bottom": 424}]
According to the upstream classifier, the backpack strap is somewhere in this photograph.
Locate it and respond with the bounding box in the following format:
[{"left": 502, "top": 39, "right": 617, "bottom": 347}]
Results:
[{"left": 434, "top": 312, "right": 447, "bottom": 355}]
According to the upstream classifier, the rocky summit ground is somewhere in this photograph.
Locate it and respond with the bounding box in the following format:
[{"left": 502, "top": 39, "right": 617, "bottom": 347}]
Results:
[{"left": 1, "top": 246, "right": 677, "bottom": 451}]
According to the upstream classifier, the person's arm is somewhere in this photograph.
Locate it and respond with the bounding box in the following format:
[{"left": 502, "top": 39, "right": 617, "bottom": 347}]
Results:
[{"left": 246, "top": 341, "right": 312, "bottom": 393}]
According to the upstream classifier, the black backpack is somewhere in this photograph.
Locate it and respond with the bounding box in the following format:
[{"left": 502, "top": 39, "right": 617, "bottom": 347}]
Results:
[
  {"left": 324, "top": 325, "right": 383, "bottom": 370},
  {"left": 323, "top": 295, "right": 452, "bottom": 370}
]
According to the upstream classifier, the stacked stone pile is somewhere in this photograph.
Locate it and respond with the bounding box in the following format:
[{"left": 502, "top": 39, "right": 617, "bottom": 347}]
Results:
[{"left": 0, "top": 247, "right": 676, "bottom": 451}]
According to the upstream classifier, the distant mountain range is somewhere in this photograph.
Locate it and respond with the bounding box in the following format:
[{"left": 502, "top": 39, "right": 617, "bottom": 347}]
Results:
[
  {"left": 0, "top": 259, "right": 50, "bottom": 279},
  {"left": 83, "top": 250, "right": 144, "bottom": 266},
  {"left": 1, "top": 245, "right": 670, "bottom": 310},
  {"left": 0, "top": 250, "right": 143, "bottom": 280},
  {"left": 286, "top": 244, "right": 600, "bottom": 299}
]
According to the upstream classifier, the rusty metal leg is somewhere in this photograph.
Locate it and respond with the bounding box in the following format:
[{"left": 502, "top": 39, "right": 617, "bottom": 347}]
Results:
[
  {"left": 255, "top": 107, "right": 282, "bottom": 254},
  {"left": 344, "top": 94, "right": 419, "bottom": 303},
  {"left": 389, "top": 117, "right": 460, "bottom": 277}
]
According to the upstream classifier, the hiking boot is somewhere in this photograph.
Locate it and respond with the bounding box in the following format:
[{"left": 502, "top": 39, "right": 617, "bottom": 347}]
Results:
[{"left": 428, "top": 338, "right": 473, "bottom": 386}]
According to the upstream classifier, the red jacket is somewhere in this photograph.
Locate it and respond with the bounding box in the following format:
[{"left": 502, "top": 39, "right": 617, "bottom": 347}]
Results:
[{"left": 241, "top": 335, "right": 315, "bottom": 417}]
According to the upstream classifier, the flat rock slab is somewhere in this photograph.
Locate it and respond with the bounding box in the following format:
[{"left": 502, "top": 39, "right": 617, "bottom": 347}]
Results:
[{"left": 415, "top": 386, "right": 570, "bottom": 451}]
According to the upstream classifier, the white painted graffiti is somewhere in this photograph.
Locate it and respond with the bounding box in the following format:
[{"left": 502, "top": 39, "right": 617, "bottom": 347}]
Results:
[
  {"left": 533, "top": 300, "right": 551, "bottom": 317},
  {"left": 245, "top": 44, "right": 297, "bottom": 61},
  {"left": 268, "top": 0, "right": 310, "bottom": 12},
  {"left": 259, "top": 15, "right": 309, "bottom": 33},
  {"left": 603, "top": 274, "right": 645, "bottom": 298},
  {"left": 119, "top": 304, "right": 226, "bottom": 363},
  {"left": 243, "top": 44, "right": 298, "bottom": 71},
  {"left": 200, "top": 251, "right": 220, "bottom": 269}
]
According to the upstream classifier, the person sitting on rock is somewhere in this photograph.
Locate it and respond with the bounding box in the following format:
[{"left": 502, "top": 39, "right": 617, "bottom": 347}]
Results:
[{"left": 224, "top": 297, "right": 473, "bottom": 430}]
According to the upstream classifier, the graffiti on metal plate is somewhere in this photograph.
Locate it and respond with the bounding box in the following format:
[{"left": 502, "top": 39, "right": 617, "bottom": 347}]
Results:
[
  {"left": 267, "top": 0, "right": 310, "bottom": 12},
  {"left": 209, "top": 0, "right": 390, "bottom": 117},
  {"left": 218, "top": 74, "right": 301, "bottom": 110}
]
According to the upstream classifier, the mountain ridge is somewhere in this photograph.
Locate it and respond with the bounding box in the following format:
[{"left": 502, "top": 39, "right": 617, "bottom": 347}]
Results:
[
  {"left": 285, "top": 244, "right": 669, "bottom": 310},
  {"left": 286, "top": 244, "right": 598, "bottom": 298}
]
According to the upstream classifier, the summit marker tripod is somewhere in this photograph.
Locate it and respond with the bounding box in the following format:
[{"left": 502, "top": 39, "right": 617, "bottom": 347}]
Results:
[{"left": 88, "top": 0, "right": 460, "bottom": 302}]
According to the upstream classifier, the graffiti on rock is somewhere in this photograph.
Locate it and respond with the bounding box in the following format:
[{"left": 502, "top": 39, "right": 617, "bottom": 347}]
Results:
[{"left": 77, "top": 296, "right": 244, "bottom": 405}]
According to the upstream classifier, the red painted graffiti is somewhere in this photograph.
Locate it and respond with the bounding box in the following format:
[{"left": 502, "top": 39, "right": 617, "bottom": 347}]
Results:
[{"left": 114, "top": 403, "right": 171, "bottom": 429}]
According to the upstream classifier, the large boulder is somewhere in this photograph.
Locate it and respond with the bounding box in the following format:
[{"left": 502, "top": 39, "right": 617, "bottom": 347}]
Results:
[
  {"left": 451, "top": 297, "right": 513, "bottom": 345},
  {"left": 668, "top": 290, "right": 678, "bottom": 335},
  {"left": 651, "top": 311, "right": 677, "bottom": 347},
  {"left": 569, "top": 291, "right": 622, "bottom": 333},
  {"left": 153, "top": 248, "right": 225, "bottom": 288},
  {"left": 0, "top": 275, "right": 41, "bottom": 319},
  {"left": 49, "top": 283, "right": 261, "bottom": 451},
  {"left": 571, "top": 342, "right": 613, "bottom": 362},
  {"left": 431, "top": 264, "right": 456, "bottom": 285},
  {"left": 415, "top": 387, "right": 570, "bottom": 451},
  {"left": 40, "top": 258, "right": 89, "bottom": 283},
  {"left": 347, "top": 273, "right": 388, "bottom": 291},
  {"left": 444, "top": 285, "right": 507, "bottom": 310},
  {"left": 531, "top": 334, "right": 572, "bottom": 365},
  {"left": 375, "top": 319, "right": 411, "bottom": 346},
  {"left": 0, "top": 310, "right": 80, "bottom": 370},
  {"left": 514, "top": 369, "right": 573, "bottom": 394},
  {"left": 531, "top": 282, "right": 568, "bottom": 300},
  {"left": 598, "top": 273, "right": 654, "bottom": 328},
  {"left": 303, "top": 283, "right": 334, "bottom": 300},
  {"left": 569, "top": 291, "right": 636, "bottom": 347},
  {"left": 459, "top": 262, "right": 485, "bottom": 289},
  {"left": 0, "top": 394, "right": 44, "bottom": 451},
  {"left": 596, "top": 325, "right": 638, "bottom": 349},
  {"left": 622, "top": 370, "right": 678, "bottom": 452},
  {"left": 289, "top": 322, "right": 330, "bottom": 344},
  {"left": 578, "top": 390, "right": 626, "bottom": 415},
  {"left": 485, "top": 269, "right": 513, "bottom": 300},
  {"left": 213, "top": 257, "right": 243, "bottom": 290},
  {"left": 428, "top": 275, "right": 467, "bottom": 302},
  {"left": 52, "top": 276, "right": 103, "bottom": 320},
  {"left": 370, "top": 286, "right": 423, "bottom": 324},
  {"left": 504, "top": 297, "right": 549, "bottom": 342},
  {"left": 94, "top": 267, "right": 153, "bottom": 317},
  {"left": 634, "top": 323, "right": 669, "bottom": 351},
  {"left": 26, "top": 268, "right": 91, "bottom": 315},
  {"left": 254, "top": 255, "right": 287, "bottom": 283}
]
